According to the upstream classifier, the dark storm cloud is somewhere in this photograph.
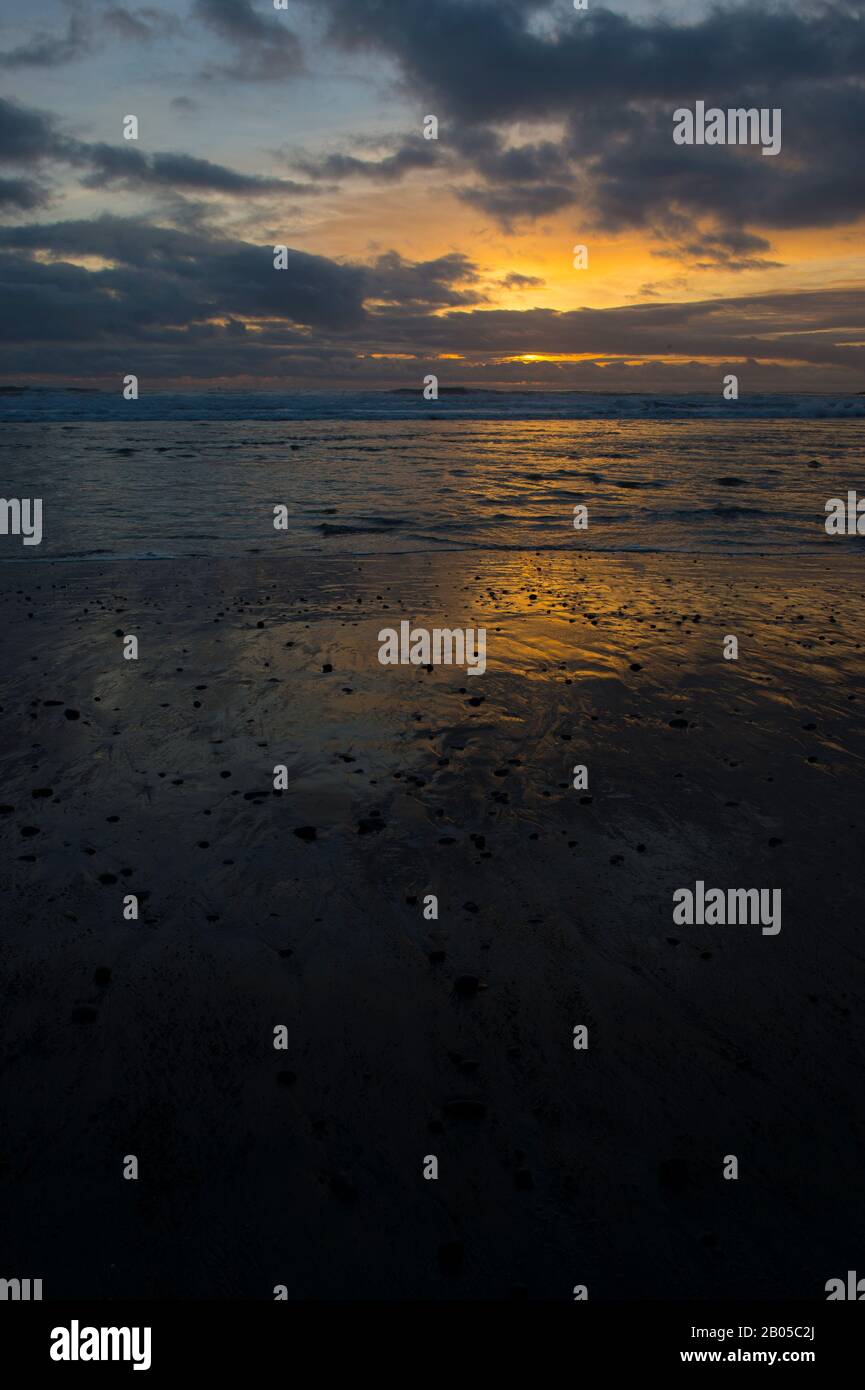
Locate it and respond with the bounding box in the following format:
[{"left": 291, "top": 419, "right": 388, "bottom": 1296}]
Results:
[
  {"left": 341, "top": 276, "right": 865, "bottom": 384},
  {"left": 291, "top": 0, "right": 865, "bottom": 238},
  {"left": 1, "top": 215, "right": 173, "bottom": 260},
  {"left": 193, "top": 0, "right": 304, "bottom": 80},
  {"left": 563, "top": 86, "right": 865, "bottom": 235},
  {"left": 0, "top": 217, "right": 368, "bottom": 335},
  {"left": 654, "top": 228, "right": 785, "bottom": 273},
  {"left": 364, "top": 251, "right": 487, "bottom": 307},
  {"left": 454, "top": 129, "right": 564, "bottom": 187},
  {"left": 0, "top": 97, "right": 77, "bottom": 212},
  {"left": 0, "top": 97, "right": 319, "bottom": 206},
  {"left": 0, "top": 176, "right": 50, "bottom": 211},
  {"left": 80, "top": 144, "right": 321, "bottom": 197},
  {"left": 302, "top": 0, "right": 865, "bottom": 121},
  {"left": 366, "top": 289, "right": 865, "bottom": 374},
  {"left": 0, "top": 97, "right": 73, "bottom": 164},
  {"left": 0, "top": 214, "right": 863, "bottom": 382},
  {"left": 0, "top": 219, "right": 486, "bottom": 325},
  {"left": 293, "top": 139, "right": 438, "bottom": 182},
  {"left": 450, "top": 127, "right": 580, "bottom": 226},
  {"left": 0, "top": 215, "right": 220, "bottom": 264},
  {"left": 459, "top": 181, "right": 577, "bottom": 226},
  {"left": 290, "top": 124, "right": 581, "bottom": 225}
]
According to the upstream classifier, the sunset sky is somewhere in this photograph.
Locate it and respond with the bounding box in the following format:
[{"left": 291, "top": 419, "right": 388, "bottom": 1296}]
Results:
[{"left": 1, "top": 0, "right": 864, "bottom": 390}]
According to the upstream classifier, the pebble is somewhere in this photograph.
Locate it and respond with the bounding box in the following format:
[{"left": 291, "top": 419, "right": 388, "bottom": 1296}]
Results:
[{"left": 443, "top": 1098, "right": 487, "bottom": 1119}]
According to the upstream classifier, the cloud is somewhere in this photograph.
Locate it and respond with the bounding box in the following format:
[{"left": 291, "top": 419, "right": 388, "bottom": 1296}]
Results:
[
  {"left": 364, "top": 250, "right": 487, "bottom": 307},
  {"left": 447, "top": 125, "right": 581, "bottom": 225},
  {"left": 0, "top": 97, "right": 73, "bottom": 164},
  {"left": 292, "top": 0, "right": 865, "bottom": 239},
  {"left": 1, "top": 213, "right": 863, "bottom": 386},
  {"left": 653, "top": 227, "right": 785, "bottom": 273},
  {"left": 458, "top": 180, "right": 577, "bottom": 227},
  {"left": 0, "top": 0, "right": 92, "bottom": 70},
  {"left": 0, "top": 176, "right": 51, "bottom": 211},
  {"left": 79, "top": 144, "right": 322, "bottom": 197},
  {"left": 302, "top": 0, "right": 865, "bottom": 122},
  {"left": 0, "top": 96, "right": 77, "bottom": 211},
  {"left": 375, "top": 289, "right": 865, "bottom": 373},
  {"left": 289, "top": 124, "right": 581, "bottom": 229},
  {"left": 0, "top": 97, "right": 320, "bottom": 206},
  {"left": 2, "top": 1, "right": 864, "bottom": 388},
  {"left": 193, "top": 0, "right": 304, "bottom": 80},
  {"left": 0, "top": 1, "right": 181, "bottom": 70},
  {"left": 499, "top": 273, "right": 545, "bottom": 289},
  {"left": 292, "top": 138, "right": 438, "bottom": 183},
  {"left": 101, "top": 5, "right": 180, "bottom": 42},
  {"left": 0, "top": 216, "right": 368, "bottom": 335}
]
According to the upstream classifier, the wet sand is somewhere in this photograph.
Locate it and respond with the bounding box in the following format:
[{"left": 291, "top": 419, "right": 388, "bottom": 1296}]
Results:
[{"left": 1, "top": 549, "right": 864, "bottom": 1298}]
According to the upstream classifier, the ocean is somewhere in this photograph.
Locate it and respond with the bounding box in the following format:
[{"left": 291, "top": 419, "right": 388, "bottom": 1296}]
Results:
[{"left": 1, "top": 390, "right": 862, "bottom": 560}]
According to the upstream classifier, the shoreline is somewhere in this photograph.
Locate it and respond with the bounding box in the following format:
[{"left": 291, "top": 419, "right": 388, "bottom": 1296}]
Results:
[{"left": 2, "top": 547, "right": 864, "bottom": 1298}]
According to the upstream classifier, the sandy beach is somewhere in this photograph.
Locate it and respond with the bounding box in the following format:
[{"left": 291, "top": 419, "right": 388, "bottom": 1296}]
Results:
[{"left": 2, "top": 548, "right": 863, "bottom": 1299}]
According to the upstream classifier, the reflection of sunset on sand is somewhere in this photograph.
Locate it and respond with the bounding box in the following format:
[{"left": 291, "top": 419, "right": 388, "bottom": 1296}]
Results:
[{"left": 2, "top": 546, "right": 863, "bottom": 1296}]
